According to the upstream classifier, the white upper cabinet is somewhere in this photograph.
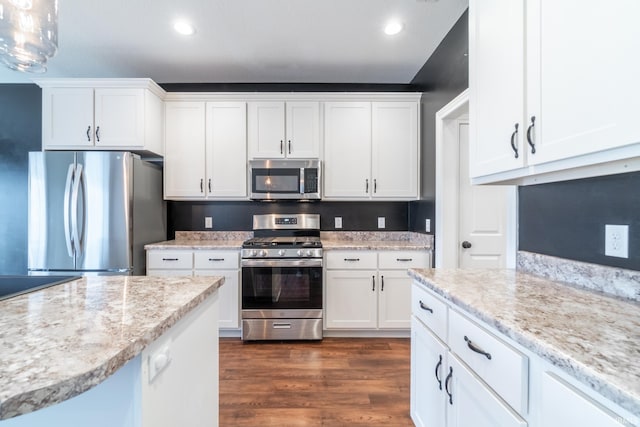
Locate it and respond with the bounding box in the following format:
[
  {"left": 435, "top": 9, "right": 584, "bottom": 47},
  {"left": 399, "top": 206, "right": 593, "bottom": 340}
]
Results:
[
  {"left": 324, "top": 100, "right": 419, "bottom": 200},
  {"left": 38, "top": 79, "right": 164, "bottom": 156},
  {"left": 248, "top": 101, "right": 320, "bottom": 159},
  {"left": 470, "top": 0, "right": 640, "bottom": 185},
  {"left": 164, "top": 101, "right": 247, "bottom": 200}
]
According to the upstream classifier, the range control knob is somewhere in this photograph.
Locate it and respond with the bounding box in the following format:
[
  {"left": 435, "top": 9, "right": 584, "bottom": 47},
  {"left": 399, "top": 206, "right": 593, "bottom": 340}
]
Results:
[
  {"left": 278, "top": 249, "right": 286, "bottom": 256},
  {"left": 297, "top": 249, "right": 303, "bottom": 256},
  {"left": 306, "top": 250, "right": 313, "bottom": 257},
  {"left": 259, "top": 250, "right": 267, "bottom": 257},
  {"left": 249, "top": 250, "right": 257, "bottom": 257}
]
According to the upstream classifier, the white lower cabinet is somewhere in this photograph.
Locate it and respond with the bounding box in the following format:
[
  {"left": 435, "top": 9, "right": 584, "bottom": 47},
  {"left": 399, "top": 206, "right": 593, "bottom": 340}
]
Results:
[
  {"left": 324, "top": 250, "right": 430, "bottom": 331},
  {"left": 147, "top": 249, "right": 240, "bottom": 330},
  {"left": 411, "top": 280, "right": 634, "bottom": 427}
]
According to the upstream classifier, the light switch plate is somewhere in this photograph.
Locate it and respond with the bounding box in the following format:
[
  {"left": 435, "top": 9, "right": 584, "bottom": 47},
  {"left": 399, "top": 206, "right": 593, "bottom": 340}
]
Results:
[
  {"left": 605, "top": 224, "right": 629, "bottom": 258},
  {"left": 334, "top": 217, "right": 342, "bottom": 229},
  {"left": 205, "top": 217, "right": 213, "bottom": 229},
  {"left": 378, "top": 217, "right": 386, "bottom": 229}
]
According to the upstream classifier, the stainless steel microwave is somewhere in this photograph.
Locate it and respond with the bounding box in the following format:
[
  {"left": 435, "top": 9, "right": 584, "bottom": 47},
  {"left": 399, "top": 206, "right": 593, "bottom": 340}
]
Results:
[{"left": 249, "top": 159, "right": 321, "bottom": 200}]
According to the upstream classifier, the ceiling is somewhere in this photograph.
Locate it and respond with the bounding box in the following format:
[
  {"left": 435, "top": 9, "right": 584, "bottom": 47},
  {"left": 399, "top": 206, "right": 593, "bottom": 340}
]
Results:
[{"left": 0, "top": 0, "right": 468, "bottom": 84}]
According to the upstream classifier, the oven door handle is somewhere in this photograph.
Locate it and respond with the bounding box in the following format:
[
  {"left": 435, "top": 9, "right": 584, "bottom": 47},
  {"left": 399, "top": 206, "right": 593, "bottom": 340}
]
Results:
[{"left": 241, "top": 259, "right": 323, "bottom": 268}]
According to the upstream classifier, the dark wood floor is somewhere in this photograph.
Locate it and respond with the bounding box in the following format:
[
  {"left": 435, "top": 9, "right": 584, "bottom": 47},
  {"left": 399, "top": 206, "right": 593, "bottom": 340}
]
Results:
[{"left": 219, "top": 337, "right": 414, "bottom": 426}]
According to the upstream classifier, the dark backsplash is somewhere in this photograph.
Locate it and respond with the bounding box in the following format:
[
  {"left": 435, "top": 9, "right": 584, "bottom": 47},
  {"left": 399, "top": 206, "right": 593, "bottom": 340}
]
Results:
[
  {"left": 519, "top": 171, "right": 640, "bottom": 270},
  {"left": 168, "top": 200, "right": 409, "bottom": 238}
]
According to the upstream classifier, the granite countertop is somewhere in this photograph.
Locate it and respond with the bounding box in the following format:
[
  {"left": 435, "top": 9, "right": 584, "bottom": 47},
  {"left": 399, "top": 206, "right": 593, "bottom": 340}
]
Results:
[
  {"left": 408, "top": 268, "right": 640, "bottom": 417},
  {"left": 0, "top": 275, "right": 224, "bottom": 420},
  {"left": 321, "top": 231, "right": 433, "bottom": 251},
  {"left": 145, "top": 239, "right": 246, "bottom": 250}
]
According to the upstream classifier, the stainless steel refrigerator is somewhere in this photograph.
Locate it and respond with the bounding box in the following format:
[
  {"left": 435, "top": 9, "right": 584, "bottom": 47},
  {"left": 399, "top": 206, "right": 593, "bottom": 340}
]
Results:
[{"left": 28, "top": 151, "right": 166, "bottom": 276}]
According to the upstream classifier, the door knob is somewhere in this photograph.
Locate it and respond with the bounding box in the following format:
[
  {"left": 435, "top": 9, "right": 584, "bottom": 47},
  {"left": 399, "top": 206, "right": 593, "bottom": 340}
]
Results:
[{"left": 462, "top": 241, "right": 472, "bottom": 249}]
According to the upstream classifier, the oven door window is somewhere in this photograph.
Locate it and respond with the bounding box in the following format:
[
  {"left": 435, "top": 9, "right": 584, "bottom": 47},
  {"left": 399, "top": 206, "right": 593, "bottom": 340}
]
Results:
[
  {"left": 252, "top": 168, "right": 301, "bottom": 194},
  {"left": 242, "top": 266, "right": 322, "bottom": 310}
]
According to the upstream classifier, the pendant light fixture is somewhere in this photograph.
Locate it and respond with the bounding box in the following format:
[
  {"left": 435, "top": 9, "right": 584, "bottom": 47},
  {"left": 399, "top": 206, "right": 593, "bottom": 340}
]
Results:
[{"left": 0, "top": 0, "right": 58, "bottom": 73}]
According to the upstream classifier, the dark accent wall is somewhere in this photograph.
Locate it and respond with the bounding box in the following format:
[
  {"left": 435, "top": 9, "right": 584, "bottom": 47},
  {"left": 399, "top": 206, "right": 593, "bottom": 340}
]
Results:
[
  {"left": 519, "top": 172, "right": 640, "bottom": 270},
  {"left": 168, "top": 201, "right": 408, "bottom": 239},
  {"left": 0, "top": 84, "right": 42, "bottom": 274},
  {"left": 408, "top": 10, "right": 469, "bottom": 239}
]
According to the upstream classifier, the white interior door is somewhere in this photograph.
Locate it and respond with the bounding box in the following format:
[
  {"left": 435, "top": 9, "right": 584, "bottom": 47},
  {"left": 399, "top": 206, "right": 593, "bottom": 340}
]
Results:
[{"left": 458, "top": 122, "right": 510, "bottom": 268}]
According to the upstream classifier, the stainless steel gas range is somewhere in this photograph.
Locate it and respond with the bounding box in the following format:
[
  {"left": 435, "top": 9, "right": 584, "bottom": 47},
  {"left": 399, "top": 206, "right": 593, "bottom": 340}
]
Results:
[{"left": 241, "top": 214, "right": 323, "bottom": 341}]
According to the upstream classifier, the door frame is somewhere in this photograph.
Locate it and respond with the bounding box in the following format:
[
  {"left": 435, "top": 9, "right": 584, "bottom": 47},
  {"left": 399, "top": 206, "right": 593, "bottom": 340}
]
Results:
[{"left": 435, "top": 89, "right": 517, "bottom": 268}]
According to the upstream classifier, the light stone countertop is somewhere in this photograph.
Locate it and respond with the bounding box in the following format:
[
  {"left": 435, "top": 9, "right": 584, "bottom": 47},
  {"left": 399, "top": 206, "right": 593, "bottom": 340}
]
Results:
[
  {"left": 408, "top": 268, "right": 640, "bottom": 417},
  {"left": 145, "top": 239, "right": 246, "bottom": 250},
  {"left": 321, "top": 231, "right": 433, "bottom": 251},
  {"left": 0, "top": 275, "right": 224, "bottom": 420}
]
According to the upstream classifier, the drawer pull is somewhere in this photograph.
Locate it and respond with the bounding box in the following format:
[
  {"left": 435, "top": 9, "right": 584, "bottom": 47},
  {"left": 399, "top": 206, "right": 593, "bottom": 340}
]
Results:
[
  {"left": 419, "top": 300, "right": 433, "bottom": 313},
  {"left": 344, "top": 258, "right": 360, "bottom": 262},
  {"left": 434, "top": 354, "right": 443, "bottom": 390},
  {"left": 464, "top": 335, "right": 492, "bottom": 360},
  {"left": 396, "top": 258, "right": 413, "bottom": 262},
  {"left": 162, "top": 258, "right": 179, "bottom": 261},
  {"left": 445, "top": 366, "right": 453, "bottom": 405},
  {"left": 208, "top": 258, "right": 225, "bottom": 262},
  {"left": 273, "top": 323, "right": 291, "bottom": 329}
]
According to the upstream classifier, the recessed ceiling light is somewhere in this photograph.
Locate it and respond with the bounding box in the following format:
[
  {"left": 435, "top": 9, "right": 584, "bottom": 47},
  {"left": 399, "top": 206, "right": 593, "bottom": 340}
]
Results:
[
  {"left": 174, "top": 20, "right": 195, "bottom": 36},
  {"left": 384, "top": 21, "right": 403, "bottom": 36}
]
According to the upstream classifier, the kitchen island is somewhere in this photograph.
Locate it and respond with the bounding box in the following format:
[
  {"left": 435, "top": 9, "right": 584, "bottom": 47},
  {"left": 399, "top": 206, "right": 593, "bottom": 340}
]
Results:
[
  {"left": 0, "top": 275, "right": 224, "bottom": 426},
  {"left": 409, "top": 267, "right": 640, "bottom": 425}
]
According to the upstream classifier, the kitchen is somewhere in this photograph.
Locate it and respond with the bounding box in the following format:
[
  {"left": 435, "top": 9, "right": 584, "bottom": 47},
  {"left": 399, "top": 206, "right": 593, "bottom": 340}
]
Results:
[{"left": 1, "top": 0, "right": 639, "bottom": 426}]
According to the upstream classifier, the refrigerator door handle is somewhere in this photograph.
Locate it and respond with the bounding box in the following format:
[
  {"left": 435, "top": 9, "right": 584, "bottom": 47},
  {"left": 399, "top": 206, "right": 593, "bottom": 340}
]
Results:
[
  {"left": 63, "top": 163, "right": 75, "bottom": 257},
  {"left": 71, "top": 163, "right": 84, "bottom": 255}
]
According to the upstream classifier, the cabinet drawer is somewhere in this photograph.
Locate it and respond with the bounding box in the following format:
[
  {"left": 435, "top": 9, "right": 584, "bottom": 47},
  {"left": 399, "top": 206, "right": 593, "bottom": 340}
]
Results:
[
  {"left": 378, "top": 251, "right": 430, "bottom": 269},
  {"left": 411, "top": 282, "right": 447, "bottom": 341},
  {"left": 147, "top": 251, "right": 193, "bottom": 270},
  {"left": 448, "top": 309, "right": 528, "bottom": 415},
  {"left": 325, "top": 251, "right": 377, "bottom": 269},
  {"left": 194, "top": 251, "right": 239, "bottom": 270}
]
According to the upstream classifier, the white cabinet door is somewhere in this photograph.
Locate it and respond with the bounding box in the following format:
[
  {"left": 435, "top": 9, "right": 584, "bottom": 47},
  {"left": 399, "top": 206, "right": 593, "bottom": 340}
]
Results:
[
  {"left": 164, "top": 102, "right": 206, "bottom": 199},
  {"left": 93, "top": 88, "right": 145, "bottom": 148},
  {"left": 195, "top": 269, "right": 240, "bottom": 329},
  {"left": 411, "top": 317, "right": 448, "bottom": 427},
  {"left": 42, "top": 88, "right": 95, "bottom": 148},
  {"left": 325, "top": 269, "right": 377, "bottom": 329},
  {"left": 285, "top": 101, "right": 320, "bottom": 158},
  {"left": 540, "top": 372, "right": 628, "bottom": 427},
  {"left": 248, "top": 102, "right": 286, "bottom": 158},
  {"left": 205, "top": 102, "right": 247, "bottom": 198},
  {"left": 378, "top": 270, "right": 412, "bottom": 329},
  {"left": 323, "top": 102, "right": 372, "bottom": 198},
  {"left": 469, "top": 0, "right": 526, "bottom": 177},
  {"left": 527, "top": 0, "right": 640, "bottom": 165},
  {"left": 446, "top": 355, "right": 527, "bottom": 427},
  {"left": 371, "top": 102, "right": 418, "bottom": 199}
]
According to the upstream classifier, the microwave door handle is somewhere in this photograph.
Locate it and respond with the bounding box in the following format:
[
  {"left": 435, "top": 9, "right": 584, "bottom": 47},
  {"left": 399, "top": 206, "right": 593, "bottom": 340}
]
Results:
[{"left": 300, "top": 168, "right": 305, "bottom": 194}]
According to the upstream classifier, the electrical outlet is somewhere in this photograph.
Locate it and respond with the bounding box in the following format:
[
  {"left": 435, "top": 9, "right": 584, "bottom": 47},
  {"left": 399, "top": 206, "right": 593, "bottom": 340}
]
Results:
[
  {"left": 378, "top": 217, "right": 386, "bottom": 229},
  {"left": 334, "top": 217, "right": 342, "bottom": 229},
  {"left": 425, "top": 219, "right": 431, "bottom": 233},
  {"left": 605, "top": 224, "right": 628, "bottom": 258},
  {"left": 205, "top": 217, "right": 213, "bottom": 229}
]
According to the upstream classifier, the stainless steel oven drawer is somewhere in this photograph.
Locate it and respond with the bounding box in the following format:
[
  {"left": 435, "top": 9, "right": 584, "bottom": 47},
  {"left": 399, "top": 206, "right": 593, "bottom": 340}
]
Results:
[{"left": 242, "top": 318, "right": 322, "bottom": 341}]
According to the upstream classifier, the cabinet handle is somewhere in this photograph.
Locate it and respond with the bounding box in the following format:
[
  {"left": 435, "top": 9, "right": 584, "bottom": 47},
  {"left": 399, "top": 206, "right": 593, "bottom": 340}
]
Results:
[
  {"left": 208, "top": 258, "right": 225, "bottom": 262},
  {"left": 200, "top": 178, "right": 204, "bottom": 193},
  {"left": 280, "top": 140, "right": 283, "bottom": 155},
  {"left": 288, "top": 140, "right": 291, "bottom": 154},
  {"left": 526, "top": 116, "right": 536, "bottom": 154},
  {"left": 343, "top": 258, "right": 360, "bottom": 262},
  {"left": 162, "top": 258, "right": 179, "bottom": 261},
  {"left": 445, "top": 367, "right": 453, "bottom": 405},
  {"left": 464, "top": 335, "right": 492, "bottom": 360},
  {"left": 208, "top": 178, "right": 212, "bottom": 192},
  {"left": 396, "top": 258, "right": 413, "bottom": 262},
  {"left": 419, "top": 300, "right": 433, "bottom": 313},
  {"left": 374, "top": 178, "right": 377, "bottom": 193},
  {"left": 86, "top": 126, "right": 91, "bottom": 141},
  {"left": 372, "top": 275, "right": 375, "bottom": 291},
  {"left": 435, "top": 354, "right": 443, "bottom": 390},
  {"left": 381, "top": 275, "right": 384, "bottom": 291},
  {"left": 365, "top": 179, "right": 369, "bottom": 194},
  {"left": 95, "top": 126, "right": 100, "bottom": 142},
  {"left": 510, "top": 123, "right": 519, "bottom": 158}
]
